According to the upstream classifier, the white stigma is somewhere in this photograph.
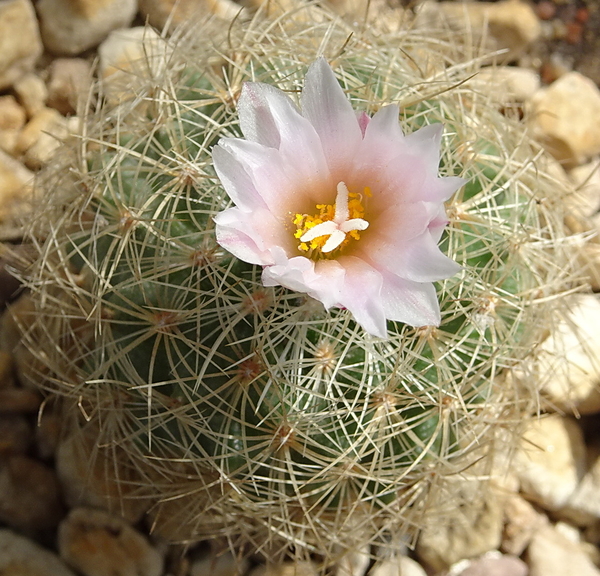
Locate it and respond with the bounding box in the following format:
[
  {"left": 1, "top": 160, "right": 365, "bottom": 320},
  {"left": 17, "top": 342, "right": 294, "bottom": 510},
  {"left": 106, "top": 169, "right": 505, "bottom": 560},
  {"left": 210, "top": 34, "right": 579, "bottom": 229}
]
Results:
[{"left": 299, "top": 182, "right": 369, "bottom": 253}]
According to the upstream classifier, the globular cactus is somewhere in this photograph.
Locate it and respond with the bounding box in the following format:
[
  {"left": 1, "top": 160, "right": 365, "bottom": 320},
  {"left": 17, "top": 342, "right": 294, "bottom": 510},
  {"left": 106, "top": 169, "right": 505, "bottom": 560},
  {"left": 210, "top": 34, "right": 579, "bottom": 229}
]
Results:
[{"left": 18, "top": 2, "right": 582, "bottom": 567}]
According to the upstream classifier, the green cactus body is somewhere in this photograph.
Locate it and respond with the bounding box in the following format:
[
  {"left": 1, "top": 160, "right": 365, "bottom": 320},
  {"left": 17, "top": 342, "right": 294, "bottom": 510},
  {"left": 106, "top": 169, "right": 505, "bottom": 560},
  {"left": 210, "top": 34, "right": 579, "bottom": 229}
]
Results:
[{"left": 22, "top": 4, "right": 580, "bottom": 564}]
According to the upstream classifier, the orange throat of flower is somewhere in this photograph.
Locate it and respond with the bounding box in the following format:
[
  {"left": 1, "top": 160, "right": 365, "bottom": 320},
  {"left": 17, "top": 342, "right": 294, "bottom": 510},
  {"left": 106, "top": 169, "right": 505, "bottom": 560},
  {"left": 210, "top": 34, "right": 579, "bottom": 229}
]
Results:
[{"left": 292, "top": 182, "right": 371, "bottom": 260}]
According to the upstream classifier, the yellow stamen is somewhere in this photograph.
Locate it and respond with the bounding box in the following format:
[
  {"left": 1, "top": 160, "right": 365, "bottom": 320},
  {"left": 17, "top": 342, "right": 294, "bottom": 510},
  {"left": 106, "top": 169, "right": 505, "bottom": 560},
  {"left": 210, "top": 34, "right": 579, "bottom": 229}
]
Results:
[{"left": 292, "top": 182, "right": 370, "bottom": 259}]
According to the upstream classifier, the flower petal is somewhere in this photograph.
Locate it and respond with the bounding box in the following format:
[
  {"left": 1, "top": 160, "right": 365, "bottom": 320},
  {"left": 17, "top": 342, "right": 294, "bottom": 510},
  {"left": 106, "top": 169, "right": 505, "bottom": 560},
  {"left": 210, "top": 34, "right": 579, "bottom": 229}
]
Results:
[
  {"left": 262, "top": 250, "right": 345, "bottom": 309},
  {"left": 238, "top": 81, "right": 294, "bottom": 148},
  {"left": 212, "top": 144, "right": 266, "bottom": 212},
  {"left": 380, "top": 273, "right": 442, "bottom": 327},
  {"left": 212, "top": 58, "right": 462, "bottom": 338},
  {"left": 214, "top": 206, "right": 290, "bottom": 266},
  {"left": 239, "top": 80, "right": 331, "bottom": 184},
  {"left": 216, "top": 138, "right": 295, "bottom": 213},
  {"left": 214, "top": 208, "right": 270, "bottom": 265},
  {"left": 428, "top": 176, "right": 467, "bottom": 203},
  {"left": 336, "top": 256, "right": 387, "bottom": 338},
  {"left": 387, "top": 232, "right": 461, "bottom": 282},
  {"left": 365, "top": 203, "right": 460, "bottom": 282},
  {"left": 301, "top": 58, "right": 362, "bottom": 176},
  {"left": 403, "top": 123, "right": 443, "bottom": 172},
  {"left": 361, "top": 104, "right": 405, "bottom": 157}
]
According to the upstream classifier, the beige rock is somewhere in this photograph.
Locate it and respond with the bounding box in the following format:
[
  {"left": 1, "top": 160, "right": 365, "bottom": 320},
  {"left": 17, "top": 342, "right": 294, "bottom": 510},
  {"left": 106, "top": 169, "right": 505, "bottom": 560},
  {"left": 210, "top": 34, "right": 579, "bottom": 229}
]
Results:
[
  {"left": 190, "top": 551, "right": 249, "bottom": 576},
  {"left": 98, "top": 27, "right": 172, "bottom": 106},
  {"left": 0, "top": 455, "right": 64, "bottom": 532},
  {"left": 414, "top": 0, "right": 541, "bottom": 62},
  {"left": 38, "top": 0, "right": 138, "bottom": 55},
  {"left": 554, "top": 520, "right": 582, "bottom": 543},
  {"left": 58, "top": 508, "right": 163, "bottom": 576},
  {"left": 0, "top": 149, "right": 34, "bottom": 221},
  {"left": 370, "top": 557, "right": 427, "bottom": 576},
  {"left": 536, "top": 294, "right": 600, "bottom": 415},
  {"left": 0, "top": 0, "right": 43, "bottom": 90},
  {"left": 501, "top": 493, "right": 547, "bottom": 556},
  {"left": 16, "top": 107, "right": 70, "bottom": 169},
  {"left": 249, "top": 562, "right": 319, "bottom": 576},
  {"left": 529, "top": 72, "right": 600, "bottom": 168},
  {"left": 449, "top": 551, "right": 528, "bottom": 576},
  {"left": 13, "top": 73, "right": 48, "bottom": 117},
  {"left": 336, "top": 546, "right": 370, "bottom": 576},
  {"left": 0, "top": 294, "right": 43, "bottom": 385},
  {"left": 0, "top": 386, "right": 41, "bottom": 412},
  {"left": 36, "top": 407, "right": 63, "bottom": 459},
  {"left": 46, "top": 58, "right": 93, "bottom": 115},
  {"left": 527, "top": 523, "right": 600, "bottom": 576},
  {"left": 516, "top": 415, "right": 586, "bottom": 510},
  {"left": 0, "top": 247, "right": 23, "bottom": 305},
  {"left": 469, "top": 66, "right": 540, "bottom": 103},
  {"left": 139, "top": 0, "right": 242, "bottom": 30},
  {"left": 0, "top": 529, "right": 77, "bottom": 576},
  {"left": 0, "top": 95, "right": 26, "bottom": 131},
  {"left": 0, "top": 415, "right": 32, "bottom": 456},
  {"left": 0, "top": 95, "right": 26, "bottom": 156},
  {"left": 416, "top": 486, "right": 504, "bottom": 571},
  {"left": 56, "top": 430, "right": 150, "bottom": 524},
  {"left": 561, "top": 445, "right": 600, "bottom": 526},
  {"left": 0, "top": 130, "right": 19, "bottom": 158},
  {"left": 568, "top": 162, "right": 600, "bottom": 219},
  {"left": 0, "top": 350, "right": 14, "bottom": 388}
]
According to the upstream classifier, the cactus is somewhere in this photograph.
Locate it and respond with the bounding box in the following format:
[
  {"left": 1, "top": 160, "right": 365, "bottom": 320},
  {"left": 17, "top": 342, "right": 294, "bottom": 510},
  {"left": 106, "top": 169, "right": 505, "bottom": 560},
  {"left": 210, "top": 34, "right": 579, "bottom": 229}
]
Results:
[{"left": 20, "top": 2, "right": 581, "bottom": 567}]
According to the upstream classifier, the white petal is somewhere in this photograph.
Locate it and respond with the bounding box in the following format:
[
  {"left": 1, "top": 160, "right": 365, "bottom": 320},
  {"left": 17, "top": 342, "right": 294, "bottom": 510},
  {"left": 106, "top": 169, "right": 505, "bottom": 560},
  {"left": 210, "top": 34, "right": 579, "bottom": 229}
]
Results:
[
  {"left": 262, "top": 254, "right": 345, "bottom": 309},
  {"left": 238, "top": 81, "right": 295, "bottom": 147},
  {"left": 336, "top": 256, "right": 387, "bottom": 338},
  {"left": 361, "top": 104, "right": 404, "bottom": 156},
  {"left": 237, "top": 78, "right": 332, "bottom": 187},
  {"left": 365, "top": 202, "right": 459, "bottom": 283},
  {"left": 212, "top": 144, "right": 265, "bottom": 211},
  {"left": 428, "top": 176, "right": 467, "bottom": 203},
  {"left": 380, "top": 274, "right": 442, "bottom": 327},
  {"left": 387, "top": 232, "right": 461, "bottom": 283},
  {"left": 217, "top": 138, "right": 302, "bottom": 214},
  {"left": 239, "top": 81, "right": 330, "bottom": 178},
  {"left": 214, "top": 207, "right": 289, "bottom": 266},
  {"left": 368, "top": 202, "right": 433, "bottom": 248},
  {"left": 214, "top": 207, "right": 271, "bottom": 265},
  {"left": 403, "top": 123, "right": 443, "bottom": 172},
  {"left": 301, "top": 57, "right": 362, "bottom": 176},
  {"left": 354, "top": 152, "right": 429, "bottom": 210}
]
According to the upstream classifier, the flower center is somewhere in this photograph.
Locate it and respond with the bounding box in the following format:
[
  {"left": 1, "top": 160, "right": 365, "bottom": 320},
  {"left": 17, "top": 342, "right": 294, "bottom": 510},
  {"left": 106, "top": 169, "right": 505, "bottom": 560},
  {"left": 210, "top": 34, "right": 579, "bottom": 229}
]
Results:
[{"left": 293, "top": 182, "right": 370, "bottom": 258}]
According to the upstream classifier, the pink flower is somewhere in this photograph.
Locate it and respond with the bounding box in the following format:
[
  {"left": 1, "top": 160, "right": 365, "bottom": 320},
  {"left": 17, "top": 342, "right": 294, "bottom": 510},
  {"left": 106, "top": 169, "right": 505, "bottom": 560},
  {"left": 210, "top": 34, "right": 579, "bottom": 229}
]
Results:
[{"left": 212, "top": 58, "right": 464, "bottom": 338}]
